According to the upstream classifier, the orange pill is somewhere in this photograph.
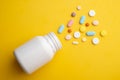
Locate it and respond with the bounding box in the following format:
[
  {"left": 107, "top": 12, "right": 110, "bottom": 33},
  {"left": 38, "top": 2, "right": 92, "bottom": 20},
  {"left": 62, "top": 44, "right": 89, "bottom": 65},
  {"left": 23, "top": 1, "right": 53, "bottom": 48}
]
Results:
[
  {"left": 85, "top": 23, "right": 90, "bottom": 27},
  {"left": 68, "top": 29, "right": 72, "bottom": 33}
]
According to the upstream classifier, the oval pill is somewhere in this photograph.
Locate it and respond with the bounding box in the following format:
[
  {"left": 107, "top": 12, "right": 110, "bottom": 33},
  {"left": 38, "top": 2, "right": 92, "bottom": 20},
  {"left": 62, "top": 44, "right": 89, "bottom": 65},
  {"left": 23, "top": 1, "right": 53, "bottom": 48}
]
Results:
[
  {"left": 79, "top": 16, "right": 86, "bottom": 24},
  {"left": 67, "top": 20, "right": 74, "bottom": 27},
  {"left": 72, "top": 41, "right": 79, "bottom": 45},
  {"left": 58, "top": 25, "right": 65, "bottom": 34},
  {"left": 86, "top": 31, "right": 96, "bottom": 36}
]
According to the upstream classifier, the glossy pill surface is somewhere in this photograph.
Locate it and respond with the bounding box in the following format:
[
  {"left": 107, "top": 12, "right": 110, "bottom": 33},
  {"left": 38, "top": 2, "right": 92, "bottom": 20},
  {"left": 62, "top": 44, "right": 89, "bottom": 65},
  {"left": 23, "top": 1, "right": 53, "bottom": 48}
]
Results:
[
  {"left": 67, "top": 20, "right": 74, "bottom": 27},
  {"left": 86, "top": 31, "right": 96, "bottom": 36},
  {"left": 58, "top": 25, "right": 65, "bottom": 34},
  {"left": 79, "top": 16, "right": 86, "bottom": 24}
]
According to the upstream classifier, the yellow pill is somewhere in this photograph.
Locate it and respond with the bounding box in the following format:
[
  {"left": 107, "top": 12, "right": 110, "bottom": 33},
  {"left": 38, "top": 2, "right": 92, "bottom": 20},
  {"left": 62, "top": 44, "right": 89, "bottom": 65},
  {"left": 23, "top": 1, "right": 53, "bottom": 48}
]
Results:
[
  {"left": 79, "top": 26, "right": 86, "bottom": 32},
  {"left": 100, "top": 30, "right": 107, "bottom": 37}
]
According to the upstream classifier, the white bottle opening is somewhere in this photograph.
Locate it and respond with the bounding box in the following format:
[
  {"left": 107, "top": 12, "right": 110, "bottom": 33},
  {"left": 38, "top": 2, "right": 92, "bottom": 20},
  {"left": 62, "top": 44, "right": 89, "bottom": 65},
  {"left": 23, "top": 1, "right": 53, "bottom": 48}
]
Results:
[{"left": 44, "top": 32, "right": 62, "bottom": 53}]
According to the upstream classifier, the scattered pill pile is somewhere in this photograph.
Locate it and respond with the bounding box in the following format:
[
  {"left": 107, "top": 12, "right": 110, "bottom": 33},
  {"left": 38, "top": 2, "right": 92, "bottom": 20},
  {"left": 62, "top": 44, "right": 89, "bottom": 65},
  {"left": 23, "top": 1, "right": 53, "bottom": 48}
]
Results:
[{"left": 57, "top": 5, "right": 107, "bottom": 45}]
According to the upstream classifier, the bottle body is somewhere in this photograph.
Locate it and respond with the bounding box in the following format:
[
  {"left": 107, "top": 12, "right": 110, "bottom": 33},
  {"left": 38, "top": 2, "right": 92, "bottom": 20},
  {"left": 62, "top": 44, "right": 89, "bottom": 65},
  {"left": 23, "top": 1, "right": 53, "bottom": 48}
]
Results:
[{"left": 14, "top": 32, "right": 62, "bottom": 74}]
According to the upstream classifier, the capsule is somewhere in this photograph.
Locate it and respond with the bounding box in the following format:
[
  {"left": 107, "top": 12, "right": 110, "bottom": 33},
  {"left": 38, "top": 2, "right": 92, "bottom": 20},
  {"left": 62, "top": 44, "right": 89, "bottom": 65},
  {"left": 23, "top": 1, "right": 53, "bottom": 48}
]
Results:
[
  {"left": 58, "top": 25, "right": 65, "bottom": 34},
  {"left": 79, "top": 16, "right": 86, "bottom": 24},
  {"left": 67, "top": 20, "right": 74, "bottom": 27},
  {"left": 86, "top": 31, "right": 96, "bottom": 36}
]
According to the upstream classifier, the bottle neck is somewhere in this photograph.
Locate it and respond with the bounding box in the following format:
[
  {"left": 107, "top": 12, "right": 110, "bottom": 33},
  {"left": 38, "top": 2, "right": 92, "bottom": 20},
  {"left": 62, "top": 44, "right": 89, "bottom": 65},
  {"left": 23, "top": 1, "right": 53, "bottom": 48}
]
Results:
[{"left": 44, "top": 32, "right": 62, "bottom": 53}]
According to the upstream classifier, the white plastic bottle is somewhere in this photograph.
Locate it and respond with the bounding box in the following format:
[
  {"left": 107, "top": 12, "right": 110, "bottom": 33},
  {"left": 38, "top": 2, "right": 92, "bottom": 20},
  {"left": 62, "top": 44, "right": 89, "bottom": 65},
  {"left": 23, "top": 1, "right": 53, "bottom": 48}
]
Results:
[{"left": 14, "top": 32, "right": 62, "bottom": 74}]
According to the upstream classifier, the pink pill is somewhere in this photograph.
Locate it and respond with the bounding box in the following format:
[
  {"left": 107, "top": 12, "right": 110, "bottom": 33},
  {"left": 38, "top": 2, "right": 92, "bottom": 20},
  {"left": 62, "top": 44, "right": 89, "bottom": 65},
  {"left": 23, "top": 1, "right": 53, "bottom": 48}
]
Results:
[{"left": 67, "top": 20, "right": 74, "bottom": 28}]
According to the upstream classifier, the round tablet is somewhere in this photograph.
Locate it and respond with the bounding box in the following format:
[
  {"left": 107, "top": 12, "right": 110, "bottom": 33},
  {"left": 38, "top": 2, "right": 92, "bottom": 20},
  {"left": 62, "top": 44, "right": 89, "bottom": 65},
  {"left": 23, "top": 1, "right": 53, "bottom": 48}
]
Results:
[
  {"left": 77, "top": 6, "right": 81, "bottom": 10},
  {"left": 100, "top": 30, "right": 107, "bottom": 37},
  {"left": 85, "top": 23, "right": 90, "bottom": 27},
  {"left": 79, "top": 26, "right": 86, "bottom": 32},
  {"left": 92, "top": 20, "right": 99, "bottom": 26},
  {"left": 82, "top": 37, "right": 87, "bottom": 42},
  {"left": 89, "top": 10, "right": 96, "bottom": 17},
  {"left": 71, "top": 12, "right": 76, "bottom": 17},
  {"left": 68, "top": 29, "right": 72, "bottom": 33},
  {"left": 65, "top": 34, "right": 72, "bottom": 40},
  {"left": 92, "top": 37, "right": 100, "bottom": 45},
  {"left": 74, "top": 31, "right": 81, "bottom": 38}
]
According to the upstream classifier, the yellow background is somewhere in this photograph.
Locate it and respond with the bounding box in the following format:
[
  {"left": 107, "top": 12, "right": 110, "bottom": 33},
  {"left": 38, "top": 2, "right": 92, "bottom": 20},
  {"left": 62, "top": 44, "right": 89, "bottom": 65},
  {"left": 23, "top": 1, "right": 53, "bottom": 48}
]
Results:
[{"left": 0, "top": 0, "right": 120, "bottom": 80}]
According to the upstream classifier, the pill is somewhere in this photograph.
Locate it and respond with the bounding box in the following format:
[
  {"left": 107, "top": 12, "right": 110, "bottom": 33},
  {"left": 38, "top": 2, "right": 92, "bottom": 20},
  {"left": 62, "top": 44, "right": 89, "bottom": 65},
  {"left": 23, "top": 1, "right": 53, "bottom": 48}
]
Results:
[
  {"left": 71, "top": 12, "right": 76, "bottom": 17},
  {"left": 68, "top": 29, "right": 72, "bottom": 33},
  {"left": 81, "top": 37, "right": 87, "bottom": 42},
  {"left": 72, "top": 41, "right": 79, "bottom": 45},
  {"left": 86, "top": 31, "right": 96, "bottom": 36},
  {"left": 88, "top": 10, "right": 96, "bottom": 17},
  {"left": 77, "top": 6, "right": 81, "bottom": 10},
  {"left": 92, "top": 37, "right": 100, "bottom": 45},
  {"left": 92, "top": 20, "right": 99, "bottom": 26},
  {"left": 100, "top": 30, "right": 107, "bottom": 37},
  {"left": 79, "top": 16, "right": 86, "bottom": 24},
  {"left": 58, "top": 25, "right": 65, "bottom": 34},
  {"left": 79, "top": 26, "right": 86, "bottom": 32},
  {"left": 65, "top": 34, "right": 72, "bottom": 40},
  {"left": 85, "top": 23, "right": 90, "bottom": 27},
  {"left": 67, "top": 20, "right": 74, "bottom": 27},
  {"left": 74, "top": 31, "right": 81, "bottom": 38}
]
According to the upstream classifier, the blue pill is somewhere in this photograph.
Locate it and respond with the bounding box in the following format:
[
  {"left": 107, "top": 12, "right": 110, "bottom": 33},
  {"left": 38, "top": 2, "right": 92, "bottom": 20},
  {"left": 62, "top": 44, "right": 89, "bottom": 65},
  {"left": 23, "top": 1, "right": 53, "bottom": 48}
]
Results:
[
  {"left": 86, "top": 31, "right": 96, "bottom": 36},
  {"left": 79, "top": 16, "right": 86, "bottom": 24},
  {"left": 58, "top": 25, "right": 65, "bottom": 34}
]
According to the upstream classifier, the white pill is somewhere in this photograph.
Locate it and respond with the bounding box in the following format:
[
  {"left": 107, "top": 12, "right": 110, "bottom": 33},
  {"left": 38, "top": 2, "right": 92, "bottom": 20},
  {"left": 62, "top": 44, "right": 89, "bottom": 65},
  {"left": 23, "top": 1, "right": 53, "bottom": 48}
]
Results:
[
  {"left": 74, "top": 31, "right": 81, "bottom": 38},
  {"left": 92, "top": 37, "right": 100, "bottom": 45},
  {"left": 89, "top": 10, "right": 96, "bottom": 17},
  {"left": 82, "top": 37, "right": 87, "bottom": 42},
  {"left": 92, "top": 20, "right": 99, "bottom": 26},
  {"left": 65, "top": 34, "right": 72, "bottom": 40},
  {"left": 72, "top": 41, "right": 79, "bottom": 45},
  {"left": 77, "top": 6, "right": 81, "bottom": 10}
]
